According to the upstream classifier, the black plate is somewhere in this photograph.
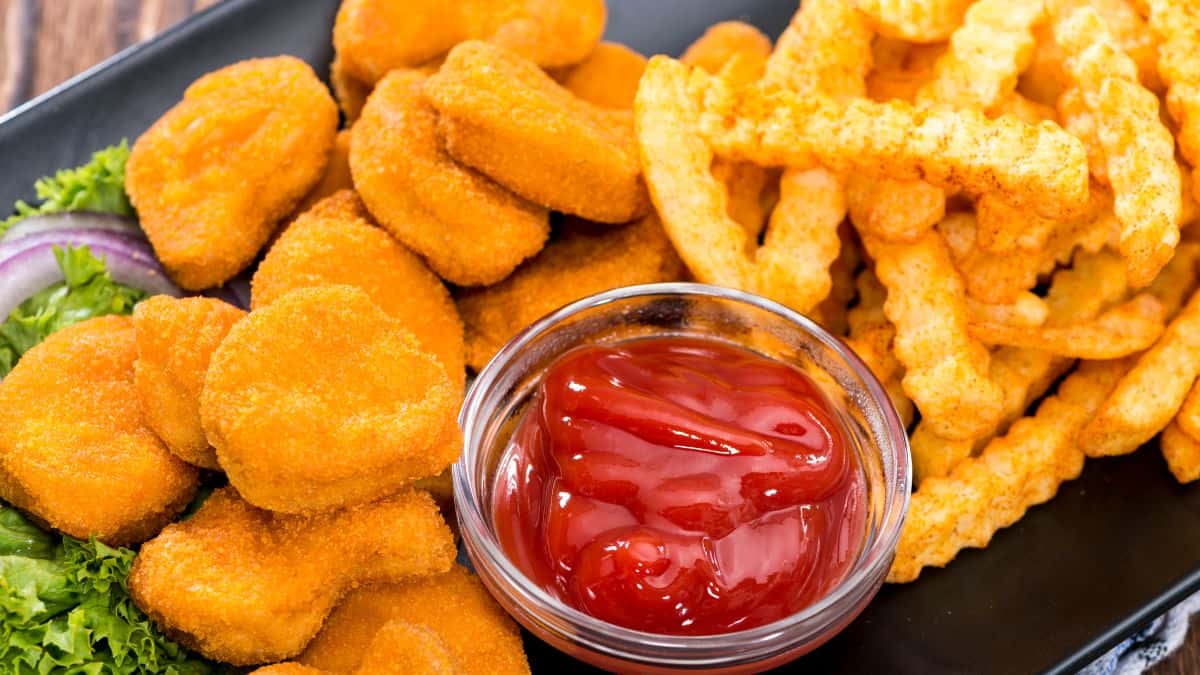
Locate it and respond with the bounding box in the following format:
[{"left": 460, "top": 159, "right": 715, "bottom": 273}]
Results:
[{"left": 2, "top": 1, "right": 1198, "bottom": 673}]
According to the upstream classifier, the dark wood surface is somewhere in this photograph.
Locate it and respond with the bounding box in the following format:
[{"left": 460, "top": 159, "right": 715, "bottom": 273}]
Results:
[{"left": 0, "top": 1, "right": 1198, "bottom": 673}]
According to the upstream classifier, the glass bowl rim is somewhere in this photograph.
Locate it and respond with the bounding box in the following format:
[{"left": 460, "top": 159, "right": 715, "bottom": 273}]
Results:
[{"left": 453, "top": 282, "right": 912, "bottom": 663}]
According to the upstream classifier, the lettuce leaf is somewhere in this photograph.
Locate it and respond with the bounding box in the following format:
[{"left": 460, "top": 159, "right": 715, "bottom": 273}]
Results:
[
  {"left": 0, "top": 245, "right": 145, "bottom": 377},
  {"left": 0, "top": 506, "right": 217, "bottom": 675},
  {"left": 1, "top": 143, "right": 133, "bottom": 236}
]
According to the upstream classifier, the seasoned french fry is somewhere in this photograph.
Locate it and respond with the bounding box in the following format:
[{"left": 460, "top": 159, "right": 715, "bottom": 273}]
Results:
[
  {"left": 1146, "top": 0, "right": 1200, "bottom": 174},
  {"left": 695, "top": 69, "right": 1090, "bottom": 219},
  {"left": 682, "top": 22, "right": 773, "bottom": 84},
  {"left": 938, "top": 212, "right": 1042, "bottom": 304},
  {"left": 1078, "top": 290, "right": 1200, "bottom": 456},
  {"left": 846, "top": 176, "right": 946, "bottom": 244},
  {"left": 1161, "top": 421, "right": 1200, "bottom": 484},
  {"left": 968, "top": 294, "right": 1165, "bottom": 359},
  {"left": 916, "top": 0, "right": 1045, "bottom": 113},
  {"left": 1056, "top": 6, "right": 1181, "bottom": 286},
  {"left": 909, "top": 249, "right": 1129, "bottom": 482},
  {"left": 1145, "top": 241, "right": 1200, "bottom": 315},
  {"left": 845, "top": 270, "right": 914, "bottom": 427},
  {"left": 966, "top": 293, "right": 1049, "bottom": 328},
  {"left": 765, "top": 0, "right": 874, "bottom": 98},
  {"left": 1174, "top": 381, "right": 1200, "bottom": 446},
  {"left": 863, "top": 231, "right": 1004, "bottom": 440},
  {"left": 854, "top": 0, "right": 974, "bottom": 42},
  {"left": 889, "top": 358, "right": 1132, "bottom": 583}
]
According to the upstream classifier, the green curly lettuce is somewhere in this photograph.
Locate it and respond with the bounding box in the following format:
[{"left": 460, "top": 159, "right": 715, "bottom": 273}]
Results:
[
  {"left": 0, "top": 245, "right": 145, "bottom": 377},
  {"left": 0, "top": 505, "right": 216, "bottom": 675},
  {"left": 1, "top": 142, "right": 134, "bottom": 236}
]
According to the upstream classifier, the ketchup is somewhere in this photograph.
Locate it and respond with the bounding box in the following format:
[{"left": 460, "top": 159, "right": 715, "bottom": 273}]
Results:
[{"left": 492, "top": 336, "right": 866, "bottom": 635}]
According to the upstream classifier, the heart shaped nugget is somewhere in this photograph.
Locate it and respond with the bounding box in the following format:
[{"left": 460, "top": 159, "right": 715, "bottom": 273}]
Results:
[{"left": 200, "top": 285, "right": 459, "bottom": 513}]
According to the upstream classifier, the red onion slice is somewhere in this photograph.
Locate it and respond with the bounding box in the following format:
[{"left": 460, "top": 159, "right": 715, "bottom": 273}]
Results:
[
  {"left": 0, "top": 229, "right": 156, "bottom": 268},
  {"left": 0, "top": 241, "right": 181, "bottom": 321},
  {"left": 2, "top": 212, "right": 142, "bottom": 243}
]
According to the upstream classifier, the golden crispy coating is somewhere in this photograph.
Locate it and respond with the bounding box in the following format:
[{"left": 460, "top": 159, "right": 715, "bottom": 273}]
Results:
[
  {"left": 133, "top": 296, "right": 245, "bottom": 469},
  {"left": 201, "top": 286, "right": 459, "bottom": 513},
  {"left": 855, "top": 0, "right": 974, "bottom": 42},
  {"left": 330, "top": 55, "right": 371, "bottom": 123},
  {"left": 252, "top": 191, "right": 465, "bottom": 393},
  {"left": 889, "top": 358, "right": 1131, "bottom": 583},
  {"left": 457, "top": 214, "right": 686, "bottom": 371},
  {"left": 292, "top": 130, "right": 355, "bottom": 220},
  {"left": 909, "top": 249, "right": 1129, "bottom": 483},
  {"left": 333, "top": 0, "right": 605, "bottom": 86},
  {"left": 766, "top": 0, "right": 871, "bottom": 97},
  {"left": 966, "top": 292, "right": 1049, "bottom": 328},
  {"left": 351, "top": 69, "right": 549, "bottom": 286},
  {"left": 130, "top": 488, "right": 455, "bottom": 665},
  {"left": 0, "top": 317, "right": 198, "bottom": 545},
  {"left": 1056, "top": 6, "right": 1182, "bottom": 286},
  {"left": 692, "top": 62, "right": 1090, "bottom": 220},
  {"left": 1079, "top": 289, "right": 1200, "bottom": 457},
  {"left": 864, "top": 230, "right": 1005, "bottom": 440},
  {"left": 255, "top": 621, "right": 458, "bottom": 675},
  {"left": 559, "top": 42, "right": 647, "bottom": 109},
  {"left": 846, "top": 175, "right": 945, "bottom": 244},
  {"left": 844, "top": 270, "right": 915, "bottom": 428},
  {"left": 127, "top": 56, "right": 337, "bottom": 290},
  {"left": 426, "top": 41, "right": 650, "bottom": 224},
  {"left": 681, "top": 21, "right": 773, "bottom": 81},
  {"left": 299, "top": 565, "right": 529, "bottom": 675}
]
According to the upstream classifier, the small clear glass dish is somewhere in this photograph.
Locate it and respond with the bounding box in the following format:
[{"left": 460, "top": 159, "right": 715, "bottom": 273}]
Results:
[{"left": 454, "top": 283, "right": 910, "bottom": 674}]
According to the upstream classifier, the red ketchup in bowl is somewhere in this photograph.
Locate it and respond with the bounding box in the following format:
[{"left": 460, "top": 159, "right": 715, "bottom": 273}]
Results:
[{"left": 492, "top": 336, "right": 867, "bottom": 636}]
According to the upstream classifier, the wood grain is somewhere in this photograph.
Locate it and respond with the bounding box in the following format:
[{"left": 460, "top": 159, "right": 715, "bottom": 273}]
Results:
[{"left": 0, "top": 1, "right": 1199, "bottom": 673}]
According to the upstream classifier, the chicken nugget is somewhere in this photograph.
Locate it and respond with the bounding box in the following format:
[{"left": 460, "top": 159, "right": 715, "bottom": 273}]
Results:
[
  {"left": 425, "top": 41, "right": 650, "bottom": 224},
  {"left": 201, "top": 286, "right": 459, "bottom": 513},
  {"left": 0, "top": 316, "right": 198, "bottom": 545},
  {"left": 458, "top": 214, "right": 686, "bottom": 371},
  {"left": 298, "top": 565, "right": 529, "bottom": 675},
  {"left": 292, "top": 129, "right": 354, "bottom": 220},
  {"left": 352, "top": 69, "right": 549, "bottom": 286},
  {"left": 127, "top": 57, "right": 338, "bottom": 290},
  {"left": 253, "top": 190, "right": 465, "bottom": 392},
  {"left": 558, "top": 42, "right": 647, "bottom": 109},
  {"left": 255, "top": 621, "right": 458, "bottom": 675},
  {"left": 130, "top": 487, "right": 455, "bottom": 665},
  {"left": 133, "top": 296, "right": 245, "bottom": 469},
  {"left": 332, "top": 0, "right": 605, "bottom": 87}
]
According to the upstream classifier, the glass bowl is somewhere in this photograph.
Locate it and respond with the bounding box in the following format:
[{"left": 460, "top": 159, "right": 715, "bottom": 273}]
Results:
[{"left": 454, "top": 283, "right": 910, "bottom": 674}]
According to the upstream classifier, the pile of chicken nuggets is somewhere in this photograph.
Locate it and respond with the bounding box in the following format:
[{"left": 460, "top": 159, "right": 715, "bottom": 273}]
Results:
[{"left": 3, "top": 0, "right": 1200, "bottom": 668}]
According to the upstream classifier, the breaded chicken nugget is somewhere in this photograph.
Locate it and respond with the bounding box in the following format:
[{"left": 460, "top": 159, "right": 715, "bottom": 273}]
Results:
[
  {"left": 201, "top": 286, "right": 459, "bottom": 513},
  {"left": 292, "top": 130, "right": 354, "bottom": 219},
  {"left": 127, "top": 57, "right": 338, "bottom": 290},
  {"left": 332, "top": 0, "right": 605, "bottom": 86},
  {"left": 130, "top": 487, "right": 455, "bottom": 665},
  {"left": 254, "top": 622, "right": 458, "bottom": 675},
  {"left": 458, "top": 214, "right": 686, "bottom": 371},
  {"left": 425, "top": 41, "right": 651, "bottom": 224},
  {"left": 253, "top": 191, "right": 465, "bottom": 392},
  {"left": 299, "top": 565, "right": 529, "bottom": 675},
  {"left": 558, "top": 42, "right": 648, "bottom": 109},
  {"left": 352, "top": 69, "right": 549, "bottom": 286},
  {"left": 0, "top": 317, "right": 198, "bottom": 545},
  {"left": 133, "top": 296, "right": 245, "bottom": 469}
]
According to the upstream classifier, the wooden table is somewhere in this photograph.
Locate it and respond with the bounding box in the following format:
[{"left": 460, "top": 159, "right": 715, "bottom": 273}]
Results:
[{"left": 1, "top": 1, "right": 1198, "bottom": 673}]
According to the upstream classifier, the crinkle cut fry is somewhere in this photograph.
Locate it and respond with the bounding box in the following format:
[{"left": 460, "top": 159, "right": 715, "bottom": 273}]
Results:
[
  {"left": 845, "top": 270, "right": 915, "bottom": 428},
  {"left": 635, "top": 57, "right": 841, "bottom": 313},
  {"left": 863, "top": 231, "right": 1004, "bottom": 441},
  {"left": 1078, "top": 289, "right": 1200, "bottom": 457},
  {"left": 696, "top": 71, "right": 1090, "bottom": 221},
  {"left": 888, "top": 358, "right": 1132, "bottom": 583},
  {"left": 854, "top": 0, "right": 974, "bottom": 42},
  {"left": 1162, "top": 421, "right": 1200, "bottom": 484},
  {"left": 1055, "top": 6, "right": 1181, "bottom": 287},
  {"left": 908, "top": 248, "right": 1129, "bottom": 483},
  {"left": 1146, "top": 0, "right": 1200, "bottom": 173},
  {"left": 967, "top": 294, "right": 1165, "bottom": 359}
]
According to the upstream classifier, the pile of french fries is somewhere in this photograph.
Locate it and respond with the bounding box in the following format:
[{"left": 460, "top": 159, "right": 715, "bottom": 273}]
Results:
[{"left": 631, "top": 0, "right": 1200, "bottom": 582}]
